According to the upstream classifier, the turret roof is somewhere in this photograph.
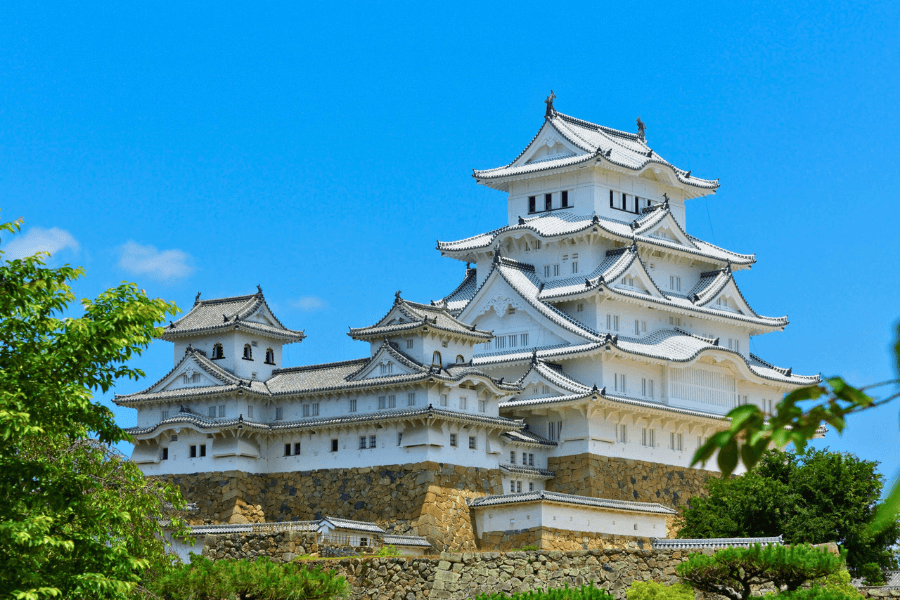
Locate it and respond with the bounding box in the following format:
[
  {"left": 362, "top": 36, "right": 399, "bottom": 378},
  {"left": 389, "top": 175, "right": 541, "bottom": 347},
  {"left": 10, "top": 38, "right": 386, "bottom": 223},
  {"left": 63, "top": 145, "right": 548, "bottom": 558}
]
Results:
[
  {"left": 348, "top": 292, "right": 492, "bottom": 342},
  {"left": 437, "top": 207, "right": 755, "bottom": 268},
  {"left": 162, "top": 289, "right": 305, "bottom": 343},
  {"left": 473, "top": 109, "right": 718, "bottom": 193}
]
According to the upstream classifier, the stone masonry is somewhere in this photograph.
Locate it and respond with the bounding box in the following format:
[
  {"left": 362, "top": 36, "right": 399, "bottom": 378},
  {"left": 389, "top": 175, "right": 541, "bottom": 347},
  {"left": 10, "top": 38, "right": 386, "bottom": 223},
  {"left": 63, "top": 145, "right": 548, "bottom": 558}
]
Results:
[{"left": 477, "top": 527, "right": 651, "bottom": 552}]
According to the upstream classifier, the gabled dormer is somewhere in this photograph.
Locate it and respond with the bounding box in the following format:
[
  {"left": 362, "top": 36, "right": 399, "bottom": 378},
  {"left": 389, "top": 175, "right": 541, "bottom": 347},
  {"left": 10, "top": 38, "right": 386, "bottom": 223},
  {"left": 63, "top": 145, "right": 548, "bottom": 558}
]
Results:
[
  {"left": 161, "top": 287, "right": 304, "bottom": 381},
  {"left": 346, "top": 340, "right": 427, "bottom": 382},
  {"left": 348, "top": 292, "right": 493, "bottom": 368}
]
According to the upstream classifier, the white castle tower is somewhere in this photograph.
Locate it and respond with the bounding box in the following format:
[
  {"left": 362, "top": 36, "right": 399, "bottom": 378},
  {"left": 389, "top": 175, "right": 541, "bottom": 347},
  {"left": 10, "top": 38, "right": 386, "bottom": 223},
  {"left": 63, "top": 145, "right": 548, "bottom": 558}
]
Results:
[{"left": 114, "top": 96, "right": 819, "bottom": 550}]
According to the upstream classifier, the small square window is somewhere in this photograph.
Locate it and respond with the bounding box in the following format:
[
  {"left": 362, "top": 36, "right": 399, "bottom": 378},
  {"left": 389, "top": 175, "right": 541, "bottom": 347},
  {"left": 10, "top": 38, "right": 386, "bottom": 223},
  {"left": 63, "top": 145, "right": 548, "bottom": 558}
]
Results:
[
  {"left": 406, "top": 339, "right": 413, "bottom": 349},
  {"left": 331, "top": 439, "right": 339, "bottom": 452}
]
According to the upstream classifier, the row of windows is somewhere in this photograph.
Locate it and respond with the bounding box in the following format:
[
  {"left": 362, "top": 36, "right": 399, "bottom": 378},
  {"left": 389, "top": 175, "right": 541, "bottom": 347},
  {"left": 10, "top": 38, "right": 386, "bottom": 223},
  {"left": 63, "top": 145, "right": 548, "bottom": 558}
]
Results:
[
  {"left": 616, "top": 424, "right": 702, "bottom": 450},
  {"left": 510, "top": 451, "right": 535, "bottom": 466},
  {"left": 611, "top": 373, "right": 656, "bottom": 399},
  {"left": 528, "top": 190, "right": 571, "bottom": 214},
  {"left": 489, "top": 333, "right": 529, "bottom": 350},
  {"left": 609, "top": 190, "right": 653, "bottom": 214},
  {"left": 509, "top": 480, "right": 535, "bottom": 493},
  {"left": 210, "top": 343, "right": 275, "bottom": 364}
]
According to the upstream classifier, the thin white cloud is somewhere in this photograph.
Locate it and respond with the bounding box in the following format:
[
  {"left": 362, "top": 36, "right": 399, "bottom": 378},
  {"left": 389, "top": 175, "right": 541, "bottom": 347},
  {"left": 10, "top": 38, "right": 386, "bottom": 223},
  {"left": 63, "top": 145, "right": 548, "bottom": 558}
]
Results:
[
  {"left": 291, "top": 296, "right": 328, "bottom": 311},
  {"left": 117, "top": 241, "right": 195, "bottom": 283},
  {"left": 2, "top": 226, "right": 81, "bottom": 260}
]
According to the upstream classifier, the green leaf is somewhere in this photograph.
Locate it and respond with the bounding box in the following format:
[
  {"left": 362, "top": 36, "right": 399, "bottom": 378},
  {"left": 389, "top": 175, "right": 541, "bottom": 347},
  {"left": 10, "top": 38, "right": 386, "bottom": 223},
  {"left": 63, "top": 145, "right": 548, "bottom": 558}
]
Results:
[
  {"left": 869, "top": 476, "right": 900, "bottom": 535},
  {"left": 717, "top": 437, "right": 739, "bottom": 477}
]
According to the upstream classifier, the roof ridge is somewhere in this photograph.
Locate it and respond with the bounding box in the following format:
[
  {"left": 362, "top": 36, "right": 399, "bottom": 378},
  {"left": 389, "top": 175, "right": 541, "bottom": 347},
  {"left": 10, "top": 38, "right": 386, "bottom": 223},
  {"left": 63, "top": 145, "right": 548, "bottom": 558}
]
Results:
[{"left": 272, "top": 357, "right": 370, "bottom": 374}]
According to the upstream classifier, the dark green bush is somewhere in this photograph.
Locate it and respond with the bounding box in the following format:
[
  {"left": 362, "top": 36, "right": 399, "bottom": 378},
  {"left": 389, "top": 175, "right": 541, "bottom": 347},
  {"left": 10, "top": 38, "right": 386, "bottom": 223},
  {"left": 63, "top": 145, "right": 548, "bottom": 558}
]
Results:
[
  {"left": 146, "top": 555, "right": 348, "bottom": 600},
  {"left": 472, "top": 582, "right": 614, "bottom": 599}
]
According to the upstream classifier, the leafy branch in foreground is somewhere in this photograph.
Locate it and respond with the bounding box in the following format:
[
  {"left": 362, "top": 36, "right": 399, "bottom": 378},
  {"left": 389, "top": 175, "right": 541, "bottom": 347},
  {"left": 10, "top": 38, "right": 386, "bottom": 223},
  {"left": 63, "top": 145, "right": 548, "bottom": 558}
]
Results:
[{"left": 690, "top": 322, "right": 900, "bottom": 533}]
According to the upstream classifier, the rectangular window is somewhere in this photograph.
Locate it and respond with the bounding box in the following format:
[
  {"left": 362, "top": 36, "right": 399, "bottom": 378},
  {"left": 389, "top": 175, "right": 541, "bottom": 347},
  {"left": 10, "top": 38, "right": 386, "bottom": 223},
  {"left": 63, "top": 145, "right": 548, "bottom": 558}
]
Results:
[
  {"left": 468, "top": 436, "right": 477, "bottom": 449},
  {"left": 548, "top": 421, "right": 563, "bottom": 441},
  {"left": 520, "top": 333, "right": 529, "bottom": 346},
  {"left": 508, "top": 334, "right": 517, "bottom": 348},
  {"left": 642, "top": 378, "right": 654, "bottom": 398},
  {"left": 510, "top": 451, "right": 516, "bottom": 464},
  {"left": 561, "top": 190, "right": 569, "bottom": 208},
  {"left": 510, "top": 480, "right": 516, "bottom": 493},
  {"left": 577, "top": 303, "right": 583, "bottom": 312},
  {"left": 440, "top": 394, "right": 449, "bottom": 407},
  {"left": 331, "top": 439, "right": 339, "bottom": 452},
  {"left": 642, "top": 428, "right": 655, "bottom": 447},
  {"left": 545, "top": 193, "right": 552, "bottom": 211},
  {"left": 218, "top": 405, "right": 225, "bottom": 418},
  {"left": 529, "top": 196, "right": 536, "bottom": 213},
  {"left": 670, "top": 432, "right": 683, "bottom": 451},
  {"left": 370, "top": 435, "right": 376, "bottom": 448},
  {"left": 303, "top": 404, "right": 310, "bottom": 418},
  {"left": 200, "top": 444, "right": 206, "bottom": 457},
  {"left": 618, "top": 424, "right": 627, "bottom": 443},
  {"left": 529, "top": 453, "right": 534, "bottom": 466},
  {"left": 311, "top": 403, "right": 319, "bottom": 416},
  {"left": 670, "top": 276, "right": 682, "bottom": 292},
  {"left": 359, "top": 436, "right": 367, "bottom": 450},
  {"left": 544, "top": 265, "right": 551, "bottom": 277},
  {"left": 349, "top": 398, "right": 357, "bottom": 413},
  {"left": 190, "top": 445, "right": 197, "bottom": 458},
  {"left": 397, "top": 432, "right": 403, "bottom": 446},
  {"left": 669, "top": 316, "right": 682, "bottom": 327},
  {"left": 459, "top": 396, "right": 468, "bottom": 410},
  {"left": 450, "top": 434, "right": 457, "bottom": 447},
  {"left": 571, "top": 261, "right": 578, "bottom": 274},
  {"left": 610, "top": 189, "right": 614, "bottom": 208},
  {"left": 208, "top": 406, "right": 216, "bottom": 418},
  {"left": 275, "top": 407, "right": 283, "bottom": 421},
  {"left": 161, "top": 410, "right": 169, "bottom": 420},
  {"left": 516, "top": 481, "right": 522, "bottom": 493},
  {"left": 162, "top": 448, "right": 168, "bottom": 460},
  {"left": 406, "top": 339, "right": 414, "bottom": 349},
  {"left": 494, "top": 336, "right": 506, "bottom": 350},
  {"left": 553, "top": 264, "right": 560, "bottom": 276},
  {"left": 614, "top": 373, "right": 626, "bottom": 393},
  {"left": 388, "top": 395, "right": 396, "bottom": 408},
  {"left": 407, "top": 392, "right": 416, "bottom": 406},
  {"left": 622, "top": 192, "right": 628, "bottom": 210},
  {"left": 247, "top": 405, "right": 253, "bottom": 419},
  {"left": 284, "top": 443, "right": 291, "bottom": 456},
  {"left": 529, "top": 482, "right": 534, "bottom": 492},
  {"left": 294, "top": 442, "right": 301, "bottom": 455},
  {"left": 606, "top": 314, "right": 620, "bottom": 331},
  {"left": 635, "top": 320, "right": 641, "bottom": 335},
  {"left": 534, "top": 240, "right": 541, "bottom": 250},
  {"left": 479, "top": 399, "right": 487, "bottom": 413},
  {"left": 378, "top": 396, "right": 386, "bottom": 410}
]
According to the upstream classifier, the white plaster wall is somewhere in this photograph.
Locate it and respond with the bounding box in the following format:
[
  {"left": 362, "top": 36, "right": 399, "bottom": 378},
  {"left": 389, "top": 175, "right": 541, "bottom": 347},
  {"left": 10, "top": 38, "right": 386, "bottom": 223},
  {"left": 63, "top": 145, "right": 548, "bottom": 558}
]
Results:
[{"left": 473, "top": 501, "right": 668, "bottom": 539}]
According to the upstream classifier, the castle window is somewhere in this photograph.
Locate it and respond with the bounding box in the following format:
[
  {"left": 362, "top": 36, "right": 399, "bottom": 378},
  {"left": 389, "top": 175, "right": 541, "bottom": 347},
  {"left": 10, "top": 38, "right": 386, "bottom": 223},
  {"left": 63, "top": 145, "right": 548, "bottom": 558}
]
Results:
[
  {"left": 200, "top": 444, "right": 206, "bottom": 457},
  {"left": 671, "top": 432, "right": 683, "bottom": 451},
  {"left": 670, "top": 276, "right": 681, "bottom": 292},
  {"left": 265, "top": 348, "right": 275, "bottom": 364},
  {"left": 561, "top": 190, "right": 569, "bottom": 208},
  {"left": 508, "top": 335, "right": 517, "bottom": 348},
  {"left": 388, "top": 395, "right": 396, "bottom": 408},
  {"left": 548, "top": 421, "right": 562, "bottom": 441},
  {"left": 529, "top": 482, "right": 534, "bottom": 491},
  {"left": 331, "top": 439, "right": 339, "bottom": 452},
  {"left": 517, "top": 481, "right": 522, "bottom": 493},
  {"left": 618, "top": 424, "right": 628, "bottom": 443},
  {"left": 349, "top": 399, "right": 357, "bottom": 413},
  {"left": 359, "top": 436, "right": 367, "bottom": 449},
  {"left": 606, "top": 314, "right": 620, "bottom": 331},
  {"left": 528, "top": 196, "right": 536, "bottom": 213},
  {"left": 243, "top": 344, "right": 253, "bottom": 360},
  {"left": 529, "top": 453, "right": 534, "bottom": 466},
  {"left": 468, "top": 436, "right": 477, "bottom": 449},
  {"left": 510, "top": 451, "right": 516, "bottom": 463},
  {"left": 303, "top": 405, "right": 310, "bottom": 417},
  {"left": 370, "top": 435, "right": 376, "bottom": 448},
  {"left": 571, "top": 261, "right": 578, "bottom": 274},
  {"left": 456, "top": 355, "right": 464, "bottom": 364},
  {"left": 190, "top": 445, "right": 197, "bottom": 458},
  {"left": 161, "top": 448, "right": 168, "bottom": 460},
  {"left": 360, "top": 537, "right": 369, "bottom": 547},
  {"left": 510, "top": 480, "right": 516, "bottom": 493},
  {"left": 609, "top": 189, "right": 614, "bottom": 208},
  {"left": 380, "top": 362, "right": 393, "bottom": 375},
  {"left": 642, "top": 378, "right": 654, "bottom": 398},
  {"left": 450, "top": 434, "right": 457, "bottom": 447},
  {"left": 478, "top": 399, "right": 487, "bottom": 413},
  {"left": 432, "top": 351, "right": 442, "bottom": 367},
  {"left": 248, "top": 405, "right": 254, "bottom": 419},
  {"left": 407, "top": 392, "right": 416, "bottom": 406},
  {"left": 669, "top": 316, "right": 682, "bottom": 327},
  {"left": 397, "top": 432, "right": 403, "bottom": 446},
  {"left": 544, "top": 193, "right": 552, "bottom": 211},
  {"left": 208, "top": 406, "right": 216, "bottom": 418},
  {"left": 212, "top": 343, "right": 224, "bottom": 359},
  {"left": 440, "top": 394, "right": 449, "bottom": 407},
  {"left": 275, "top": 407, "right": 283, "bottom": 420},
  {"left": 406, "top": 339, "right": 414, "bottom": 349},
  {"left": 161, "top": 410, "right": 169, "bottom": 420},
  {"left": 459, "top": 396, "right": 467, "bottom": 410},
  {"left": 494, "top": 337, "right": 506, "bottom": 350},
  {"left": 378, "top": 396, "right": 386, "bottom": 410},
  {"left": 533, "top": 240, "right": 541, "bottom": 250},
  {"left": 284, "top": 443, "right": 291, "bottom": 456},
  {"left": 311, "top": 403, "right": 319, "bottom": 416},
  {"left": 577, "top": 303, "right": 584, "bottom": 312},
  {"left": 520, "top": 333, "right": 529, "bottom": 346},
  {"left": 218, "top": 405, "right": 225, "bottom": 417},
  {"left": 642, "top": 428, "right": 655, "bottom": 447}
]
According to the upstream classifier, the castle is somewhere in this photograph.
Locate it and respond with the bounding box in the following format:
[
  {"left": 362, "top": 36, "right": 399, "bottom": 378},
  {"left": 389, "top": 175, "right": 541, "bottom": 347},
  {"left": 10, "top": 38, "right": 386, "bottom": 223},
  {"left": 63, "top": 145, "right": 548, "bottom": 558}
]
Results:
[{"left": 115, "top": 97, "right": 818, "bottom": 551}]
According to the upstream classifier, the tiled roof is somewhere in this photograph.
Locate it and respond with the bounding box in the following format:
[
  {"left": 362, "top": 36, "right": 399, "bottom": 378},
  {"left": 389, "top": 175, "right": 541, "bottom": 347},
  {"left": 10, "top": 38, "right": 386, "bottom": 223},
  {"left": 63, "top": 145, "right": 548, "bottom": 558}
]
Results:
[
  {"left": 652, "top": 535, "right": 783, "bottom": 550},
  {"left": 349, "top": 293, "right": 492, "bottom": 341},
  {"left": 434, "top": 267, "right": 479, "bottom": 314},
  {"left": 478, "top": 329, "right": 819, "bottom": 387},
  {"left": 114, "top": 347, "right": 270, "bottom": 405},
  {"left": 321, "top": 516, "right": 385, "bottom": 534},
  {"left": 469, "top": 490, "right": 677, "bottom": 515},
  {"left": 383, "top": 534, "right": 432, "bottom": 548},
  {"left": 501, "top": 429, "right": 558, "bottom": 447},
  {"left": 437, "top": 209, "right": 754, "bottom": 268},
  {"left": 187, "top": 521, "right": 320, "bottom": 535},
  {"left": 473, "top": 111, "right": 718, "bottom": 192},
  {"left": 126, "top": 405, "right": 524, "bottom": 438},
  {"left": 162, "top": 290, "right": 306, "bottom": 343},
  {"left": 852, "top": 571, "right": 900, "bottom": 588},
  {"left": 500, "top": 463, "right": 555, "bottom": 479}
]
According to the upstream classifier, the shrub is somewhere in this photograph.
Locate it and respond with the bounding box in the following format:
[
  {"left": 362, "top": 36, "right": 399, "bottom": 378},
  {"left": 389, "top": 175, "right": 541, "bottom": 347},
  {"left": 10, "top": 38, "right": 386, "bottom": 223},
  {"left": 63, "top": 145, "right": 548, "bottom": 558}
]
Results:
[
  {"left": 857, "top": 563, "right": 886, "bottom": 586},
  {"left": 147, "top": 555, "right": 348, "bottom": 600},
  {"left": 677, "top": 544, "right": 843, "bottom": 600},
  {"left": 627, "top": 581, "right": 695, "bottom": 600},
  {"left": 774, "top": 588, "right": 863, "bottom": 600},
  {"left": 375, "top": 544, "right": 400, "bottom": 557},
  {"left": 472, "top": 582, "right": 614, "bottom": 599}
]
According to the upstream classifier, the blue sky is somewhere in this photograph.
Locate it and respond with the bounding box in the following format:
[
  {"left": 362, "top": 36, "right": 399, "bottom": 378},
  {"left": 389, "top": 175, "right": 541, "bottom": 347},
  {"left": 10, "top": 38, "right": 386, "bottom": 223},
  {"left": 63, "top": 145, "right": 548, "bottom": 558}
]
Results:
[{"left": 3, "top": 2, "right": 899, "bottom": 487}]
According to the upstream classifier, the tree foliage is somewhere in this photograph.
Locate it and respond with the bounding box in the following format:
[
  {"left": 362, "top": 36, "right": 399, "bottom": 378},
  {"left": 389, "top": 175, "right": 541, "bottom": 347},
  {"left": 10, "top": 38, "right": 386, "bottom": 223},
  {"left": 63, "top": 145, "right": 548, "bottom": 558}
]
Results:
[
  {"left": 0, "top": 217, "right": 186, "bottom": 599},
  {"left": 677, "top": 448, "right": 900, "bottom": 575},
  {"left": 626, "top": 581, "right": 695, "bottom": 600},
  {"left": 691, "top": 324, "right": 900, "bottom": 537},
  {"left": 676, "top": 543, "right": 843, "bottom": 600}
]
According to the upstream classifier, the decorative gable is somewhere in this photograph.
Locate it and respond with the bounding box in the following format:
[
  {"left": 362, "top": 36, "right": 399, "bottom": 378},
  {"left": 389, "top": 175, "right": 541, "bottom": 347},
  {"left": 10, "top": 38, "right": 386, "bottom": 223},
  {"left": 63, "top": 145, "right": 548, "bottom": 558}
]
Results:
[
  {"left": 514, "top": 123, "right": 585, "bottom": 168},
  {"left": 639, "top": 211, "right": 697, "bottom": 249},
  {"left": 347, "top": 343, "right": 424, "bottom": 382}
]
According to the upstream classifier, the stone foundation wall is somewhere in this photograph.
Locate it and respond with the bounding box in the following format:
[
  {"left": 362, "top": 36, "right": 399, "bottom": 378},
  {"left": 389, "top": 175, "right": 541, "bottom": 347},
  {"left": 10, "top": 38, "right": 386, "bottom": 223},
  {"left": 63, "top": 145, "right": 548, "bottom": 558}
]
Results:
[
  {"left": 478, "top": 526, "right": 650, "bottom": 552},
  {"left": 547, "top": 454, "right": 715, "bottom": 509},
  {"left": 154, "top": 462, "right": 503, "bottom": 551},
  {"left": 859, "top": 589, "right": 900, "bottom": 599},
  {"left": 200, "top": 531, "right": 318, "bottom": 562}
]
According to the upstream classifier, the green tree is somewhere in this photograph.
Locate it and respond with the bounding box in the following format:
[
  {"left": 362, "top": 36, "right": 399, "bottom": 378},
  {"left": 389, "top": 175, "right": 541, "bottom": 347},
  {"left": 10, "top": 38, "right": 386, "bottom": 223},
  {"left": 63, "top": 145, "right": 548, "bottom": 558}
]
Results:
[
  {"left": 678, "top": 448, "right": 900, "bottom": 575},
  {"left": 676, "top": 543, "right": 843, "bottom": 600},
  {"left": 0, "top": 217, "right": 186, "bottom": 599}
]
